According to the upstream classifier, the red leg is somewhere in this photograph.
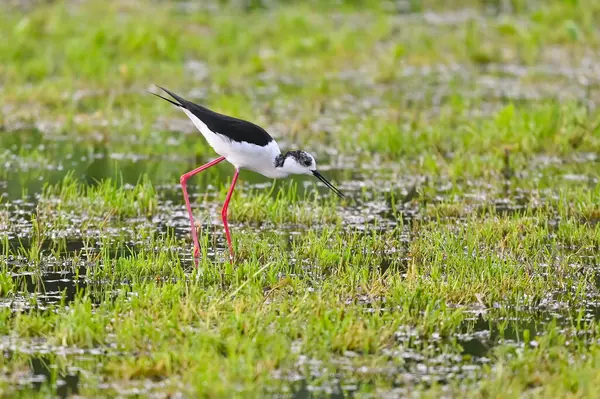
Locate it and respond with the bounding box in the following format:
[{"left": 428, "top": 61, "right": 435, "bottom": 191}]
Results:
[
  {"left": 221, "top": 169, "right": 240, "bottom": 261},
  {"left": 180, "top": 156, "right": 226, "bottom": 262}
]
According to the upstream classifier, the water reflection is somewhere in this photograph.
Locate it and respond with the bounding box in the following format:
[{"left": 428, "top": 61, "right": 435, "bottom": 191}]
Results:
[
  {"left": 0, "top": 129, "right": 348, "bottom": 201},
  {"left": 30, "top": 356, "right": 80, "bottom": 398}
]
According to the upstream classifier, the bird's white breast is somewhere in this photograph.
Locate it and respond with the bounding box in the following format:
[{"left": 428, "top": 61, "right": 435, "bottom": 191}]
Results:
[{"left": 224, "top": 140, "right": 284, "bottom": 178}]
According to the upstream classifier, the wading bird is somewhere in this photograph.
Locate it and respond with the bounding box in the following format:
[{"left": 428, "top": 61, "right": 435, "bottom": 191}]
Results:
[{"left": 152, "top": 86, "right": 344, "bottom": 262}]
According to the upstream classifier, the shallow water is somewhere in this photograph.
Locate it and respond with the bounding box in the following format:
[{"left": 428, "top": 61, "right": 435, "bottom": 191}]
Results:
[{"left": 2, "top": 142, "right": 599, "bottom": 395}]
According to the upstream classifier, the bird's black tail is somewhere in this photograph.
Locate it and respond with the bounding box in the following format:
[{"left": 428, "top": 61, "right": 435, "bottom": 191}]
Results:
[{"left": 149, "top": 85, "right": 183, "bottom": 108}]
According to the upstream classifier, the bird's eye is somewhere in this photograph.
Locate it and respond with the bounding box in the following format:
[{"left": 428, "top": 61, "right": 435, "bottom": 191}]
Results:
[{"left": 304, "top": 159, "right": 312, "bottom": 167}]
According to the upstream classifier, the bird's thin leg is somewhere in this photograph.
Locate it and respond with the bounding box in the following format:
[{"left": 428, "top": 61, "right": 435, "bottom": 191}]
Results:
[
  {"left": 221, "top": 169, "right": 240, "bottom": 261},
  {"left": 180, "top": 156, "right": 226, "bottom": 261}
]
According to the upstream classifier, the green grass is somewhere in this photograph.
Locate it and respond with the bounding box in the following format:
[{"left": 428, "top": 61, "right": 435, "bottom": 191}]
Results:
[{"left": 1, "top": 0, "right": 600, "bottom": 397}]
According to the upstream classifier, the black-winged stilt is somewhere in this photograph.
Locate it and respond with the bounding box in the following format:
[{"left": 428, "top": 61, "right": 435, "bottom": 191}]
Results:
[{"left": 152, "top": 86, "right": 344, "bottom": 262}]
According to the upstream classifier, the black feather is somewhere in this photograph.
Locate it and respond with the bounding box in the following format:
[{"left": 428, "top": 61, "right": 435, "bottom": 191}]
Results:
[
  {"left": 149, "top": 90, "right": 181, "bottom": 107},
  {"left": 155, "top": 86, "right": 274, "bottom": 147}
]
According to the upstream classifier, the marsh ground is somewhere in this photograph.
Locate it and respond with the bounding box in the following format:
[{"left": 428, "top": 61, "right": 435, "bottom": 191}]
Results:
[{"left": 1, "top": 0, "right": 600, "bottom": 397}]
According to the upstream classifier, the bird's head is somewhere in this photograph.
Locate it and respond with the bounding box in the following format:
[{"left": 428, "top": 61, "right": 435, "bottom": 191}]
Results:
[{"left": 275, "top": 150, "right": 345, "bottom": 198}]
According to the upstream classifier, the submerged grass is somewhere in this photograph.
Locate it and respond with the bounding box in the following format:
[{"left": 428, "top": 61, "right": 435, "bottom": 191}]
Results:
[{"left": 1, "top": 0, "right": 600, "bottom": 397}]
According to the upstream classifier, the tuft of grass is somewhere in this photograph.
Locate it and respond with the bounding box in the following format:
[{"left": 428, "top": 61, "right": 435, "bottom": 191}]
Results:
[
  {"left": 39, "top": 172, "right": 157, "bottom": 219},
  {"left": 230, "top": 180, "right": 343, "bottom": 225}
]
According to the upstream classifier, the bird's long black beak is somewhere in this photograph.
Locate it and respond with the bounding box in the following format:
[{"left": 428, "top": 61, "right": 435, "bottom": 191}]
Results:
[{"left": 312, "top": 171, "right": 345, "bottom": 199}]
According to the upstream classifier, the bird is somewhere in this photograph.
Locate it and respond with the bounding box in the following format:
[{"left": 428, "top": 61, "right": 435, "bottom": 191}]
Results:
[{"left": 151, "top": 86, "right": 345, "bottom": 262}]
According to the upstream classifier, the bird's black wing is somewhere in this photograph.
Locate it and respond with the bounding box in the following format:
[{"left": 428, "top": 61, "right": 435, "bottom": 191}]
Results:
[{"left": 154, "top": 86, "right": 274, "bottom": 147}]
